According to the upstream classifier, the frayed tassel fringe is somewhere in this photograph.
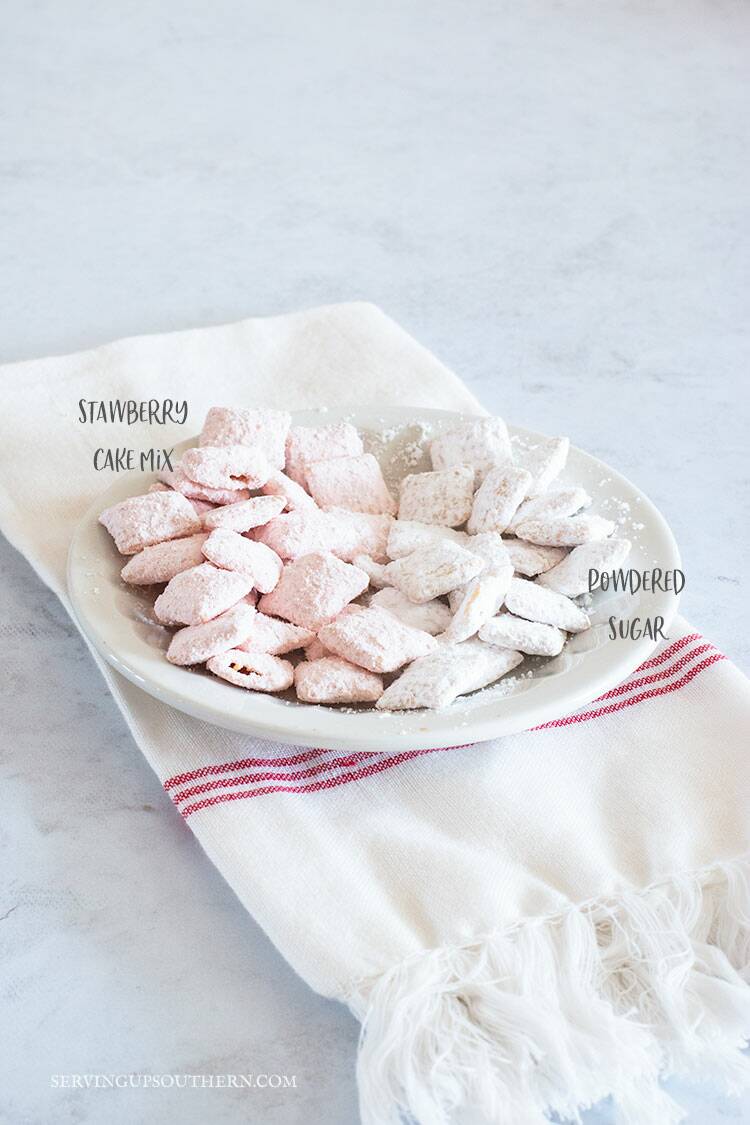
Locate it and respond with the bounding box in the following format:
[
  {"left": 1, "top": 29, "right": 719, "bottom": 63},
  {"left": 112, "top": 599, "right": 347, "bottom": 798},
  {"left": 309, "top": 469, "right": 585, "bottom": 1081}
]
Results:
[{"left": 348, "top": 857, "right": 750, "bottom": 1125}]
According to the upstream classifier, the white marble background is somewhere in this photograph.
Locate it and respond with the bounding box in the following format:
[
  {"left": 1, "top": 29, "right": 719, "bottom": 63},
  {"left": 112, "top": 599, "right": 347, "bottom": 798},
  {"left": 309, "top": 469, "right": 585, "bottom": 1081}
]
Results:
[{"left": 1, "top": 1, "right": 748, "bottom": 1122}]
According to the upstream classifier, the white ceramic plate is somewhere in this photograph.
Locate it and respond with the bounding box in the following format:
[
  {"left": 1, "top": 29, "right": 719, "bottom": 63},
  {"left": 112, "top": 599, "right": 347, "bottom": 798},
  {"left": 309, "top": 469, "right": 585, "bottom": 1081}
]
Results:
[{"left": 67, "top": 406, "right": 681, "bottom": 751}]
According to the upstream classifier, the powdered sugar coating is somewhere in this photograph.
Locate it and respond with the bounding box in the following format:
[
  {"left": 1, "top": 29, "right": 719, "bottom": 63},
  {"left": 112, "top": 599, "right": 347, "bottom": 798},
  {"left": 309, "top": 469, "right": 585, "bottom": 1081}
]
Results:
[
  {"left": 203, "top": 495, "right": 286, "bottom": 532},
  {"left": 158, "top": 466, "right": 251, "bottom": 505},
  {"left": 237, "top": 613, "right": 314, "bottom": 655},
  {"left": 304, "top": 637, "right": 332, "bottom": 662},
  {"left": 514, "top": 436, "right": 569, "bottom": 496},
  {"left": 502, "top": 538, "right": 568, "bottom": 577},
  {"left": 305, "top": 454, "right": 397, "bottom": 515},
  {"left": 257, "top": 509, "right": 391, "bottom": 563},
  {"left": 467, "top": 466, "right": 533, "bottom": 535},
  {"left": 504, "top": 576, "right": 589, "bottom": 633},
  {"left": 442, "top": 569, "right": 513, "bottom": 644},
  {"left": 294, "top": 657, "right": 383, "bottom": 704},
  {"left": 200, "top": 407, "right": 290, "bottom": 469},
  {"left": 285, "top": 422, "right": 363, "bottom": 486},
  {"left": 376, "top": 640, "right": 523, "bottom": 710},
  {"left": 154, "top": 563, "right": 254, "bottom": 625},
  {"left": 430, "top": 418, "right": 511, "bottom": 482},
  {"left": 370, "top": 587, "right": 452, "bottom": 636},
  {"left": 181, "top": 445, "right": 270, "bottom": 490},
  {"left": 318, "top": 604, "right": 437, "bottom": 673},
  {"left": 479, "top": 613, "right": 566, "bottom": 656},
  {"left": 261, "top": 470, "right": 317, "bottom": 511},
  {"left": 513, "top": 514, "right": 616, "bottom": 547},
  {"left": 99, "top": 490, "right": 202, "bottom": 555},
  {"left": 258, "top": 552, "right": 369, "bottom": 631},
  {"left": 202, "top": 529, "right": 283, "bottom": 593},
  {"left": 207, "top": 650, "right": 294, "bottom": 692},
  {"left": 387, "top": 520, "right": 468, "bottom": 559},
  {"left": 398, "top": 465, "right": 475, "bottom": 527},
  {"left": 463, "top": 531, "right": 512, "bottom": 576},
  {"left": 385, "top": 540, "right": 484, "bottom": 603},
  {"left": 536, "top": 538, "right": 632, "bottom": 597},
  {"left": 352, "top": 554, "right": 391, "bottom": 588},
  {"left": 166, "top": 602, "right": 257, "bottom": 665},
  {"left": 121, "top": 532, "right": 209, "bottom": 584},
  {"left": 508, "top": 487, "right": 592, "bottom": 533}
]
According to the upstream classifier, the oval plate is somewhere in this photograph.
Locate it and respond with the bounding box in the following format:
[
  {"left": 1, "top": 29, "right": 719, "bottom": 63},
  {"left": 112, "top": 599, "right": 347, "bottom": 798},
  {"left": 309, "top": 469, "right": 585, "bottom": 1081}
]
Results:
[{"left": 67, "top": 406, "right": 681, "bottom": 751}]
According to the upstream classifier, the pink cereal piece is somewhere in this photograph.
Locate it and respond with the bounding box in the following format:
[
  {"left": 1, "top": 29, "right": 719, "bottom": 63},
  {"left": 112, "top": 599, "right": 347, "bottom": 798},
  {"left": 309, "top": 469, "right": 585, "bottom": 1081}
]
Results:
[
  {"left": 376, "top": 640, "right": 523, "bottom": 710},
  {"left": 147, "top": 482, "right": 170, "bottom": 493},
  {"left": 207, "top": 650, "right": 294, "bottom": 693},
  {"left": 121, "top": 532, "right": 209, "bottom": 585},
  {"left": 512, "top": 514, "right": 615, "bottom": 547},
  {"left": 261, "top": 469, "right": 317, "bottom": 512},
  {"left": 369, "top": 587, "right": 452, "bottom": 635},
  {"left": 258, "top": 552, "right": 369, "bottom": 632},
  {"left": 430, "top": 417, "right": 511, "bottom": 483},
  {"left": 352, "top": 554, "right": 391, "bottom": 588},
  {"left": 398, "top": 465, "right": 475, "bottom": 527},
  {"left": 304, "top": 637, "right": 332, "bottom": 662},
  {"left": 467, "top": 466, "right": 533, "bottom": 535},
  {"left": 305, "top": 454, "right": 396, "bottom": 516},
  {"left": 166, "top": 602, "right": 257, "bottom": 665},
  {"left": 158, "top": 466, "right": 251, "bottom": 505},
  {"left": 202, "top": 529, "right": 282, "bottom": 593},
  {"left": 294, "top": 657, "right": 383, "bottom": 705},
  {"left": 181, "top": 445, "right": 270, "bottom": 491},
  {"left": 284, "top": 422, "right": 363, "bottom": 486},
  {"left": 154, "top": 563, "right": 254, "bottom": 625},
  {"left": 318, "top": 604, "right": 437, "bottom": 673},
  {"left": 190, "top": 499, "right": 216, "bottom": 519},
  {"left": 237, "top": 613, "right": 314, "bottom": 655},
  {"left": 256, "top": 508, "right": 391, "bottom": 563},
  {"left": 99, "top": 490, "right": 201, "bottom": 555},
  {"left": 204, "top": 495, "right": 286, "bottom": 533},
  {"left": 200, "top": 407, "right": 290, "bottom": 469}
]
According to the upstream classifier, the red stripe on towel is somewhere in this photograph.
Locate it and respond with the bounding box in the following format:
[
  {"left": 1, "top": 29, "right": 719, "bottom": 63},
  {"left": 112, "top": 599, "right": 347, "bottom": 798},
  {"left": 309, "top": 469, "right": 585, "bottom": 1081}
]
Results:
[
  {"left": 594, "top": 642, "right": 717, "bottom": 701},
  {"left": 164, "top": 747, "right": 379, "bottom": 790}
]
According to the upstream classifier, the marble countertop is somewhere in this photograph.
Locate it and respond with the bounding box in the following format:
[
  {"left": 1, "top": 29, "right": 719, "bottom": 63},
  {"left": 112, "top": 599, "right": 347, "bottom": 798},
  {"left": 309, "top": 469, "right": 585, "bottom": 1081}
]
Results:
[{"left": 1, "top": 1, "right": 747, "bottom": 1122}]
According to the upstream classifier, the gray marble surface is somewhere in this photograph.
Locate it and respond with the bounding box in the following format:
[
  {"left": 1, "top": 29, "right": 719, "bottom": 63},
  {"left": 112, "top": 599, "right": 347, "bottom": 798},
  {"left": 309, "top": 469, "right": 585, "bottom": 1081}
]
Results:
[{"left": 1, "top": 1, "right": 748, "bottom": 1123}]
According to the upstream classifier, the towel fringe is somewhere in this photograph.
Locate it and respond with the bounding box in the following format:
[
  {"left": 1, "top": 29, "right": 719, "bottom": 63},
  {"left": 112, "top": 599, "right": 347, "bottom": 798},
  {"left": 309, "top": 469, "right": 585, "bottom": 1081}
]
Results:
[{"left": 347, "top": 856, "right": 750, "bottom": 1125}]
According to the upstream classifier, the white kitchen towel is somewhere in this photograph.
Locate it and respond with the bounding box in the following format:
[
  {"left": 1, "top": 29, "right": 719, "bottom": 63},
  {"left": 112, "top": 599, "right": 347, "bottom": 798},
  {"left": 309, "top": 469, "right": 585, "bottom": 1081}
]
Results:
[{"left": 0, "top": 303, "right": 748, "bottom": 1125}]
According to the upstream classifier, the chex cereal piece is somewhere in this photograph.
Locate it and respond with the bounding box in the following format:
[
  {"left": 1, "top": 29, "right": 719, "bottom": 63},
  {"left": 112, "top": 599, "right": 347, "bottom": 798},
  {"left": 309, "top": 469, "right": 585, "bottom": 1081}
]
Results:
[
  {"left": 442, "top": 569, "right": 513, "bottom": 644},
  {"left": 190, "top": 499, "right": 216, "bottom": 519},
  {"left": 386, "top": 520, "right": 468, "bottom": 559},
  {"left": 305, "top": 454, "right": 397, "bottom": 515},
  {"left": 304, "top": 637, "right": 332, "bottom": 662},
  {"left": 295, "top": 657, "right": 383, "bottom": 705},
  {"left": 258, "top": 552, "right": 369, "bottom": 631},
  {"left": 147, "top": 482, "right": 170, "bottom": 493},
  {"left": 237, "top": 613, "right": 314, "bottom": 655},
  {"left": 479, "top": 613, "right": 565, "bottom": 656},
  {"left": 285, "top": 422, "right": 363, "bottom": 486},
  {"left": 352, "top": 554, "right": 391, "bottom": 588},
  {"left": 318, "top": 604, "right": 437, "bottom": 673},
  {"left": 514, "top": 436, "right": 569, "bottom": 496},
  {"left": 385, "top": 540, "right": 484, "bottom": 603},
  {"left": 257, "top": 509, "right": 391, "bottom": 563},
  {"left": 181, "top": 445, "right": 270, "bottom": 490},
  {"left": 121, "top": 532, "right": 209, "bottom": 585},
  {"left": 261, "top": 469, "right": 317, "bottom": 511},
  {"left": 202, "top": 529, "right": 283, "bottom": 593},
  {"left": 398, "top": 465, "right": 475, "bottom": 527},
  {"left": 200, "top": 407, "right": 290, "bottom": 469},
  {"left": 99, "top": 490, "right": 201, "bottom": 555},
  {"left": 537, "top": 538, "right": 632, "bottom": 597},
  {"left": 207, "top": 650, "right": 294, "bottom": 692},
  {"left": 502, "top": 538, "right": 568, "bottom": 577},
  {"left": 504, "top": 577, "right": 589, "bottom": 633},
  {"left": 158, "top": 466, "right": 251, "bottom": 505},
  {"left": 430, "top": 417, "right": 511, "bottom": 482},
  {"left": 154, "top": 563, "right": 254, "bottom": 625},
  {"left": 467, "top": 466, "right": 533, "bottom": 535},
  {"left": 166, "top": 602, "right": 257, "bottom": 665},
  {"left": 463, "top": 531, "right": 512, "bottom": 576},
  {"left": 370, "top": 587, "right": 452, "bottom": 635},
  {"left": 508, "top": 487, "right": 591, "bottom": 533},
  {"left": 513, "top": 514, "right": 615, "bottom": 547},
  {"left": 376, "top": 640, "right": 523, "bottom": 710},
  {"left": 203, "top": 495, "right": 286, "bottom": 533}
]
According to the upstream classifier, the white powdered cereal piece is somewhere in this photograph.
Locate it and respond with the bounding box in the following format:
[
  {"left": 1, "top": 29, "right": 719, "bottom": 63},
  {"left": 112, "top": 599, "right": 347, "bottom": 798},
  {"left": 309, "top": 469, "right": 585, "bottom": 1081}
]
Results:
[
  {"left": 504, "top": 577, "right": 590, "bottom": 633},
  {"left": 158, "top": 466, "right": 251, "bottom": 505},
  {"left": 537, "top": 538, "right": 632, "bottom": 597},
  {"left": 376, "top": 640, "right": 523, "bottom": 710},
  {"left": 514, "top": 436, "right": 569, "bottom": 496},
  {"left": 385, "top": 540, "right": 484, "bottom": 603},
  {"left": 207, "top": 650, "right": 294, "bottom": 692},
  {"left": 285, "top": 422, "right": 363, "bottom": 486},
  {"left": 200, "top": 407, "right": 290, "bottom": 469},
  {"left": 352, "top": 554, "right": 391, "bottom": 588},
  {"left": 463, "top": 531, "right": 513, "bottom": 576},
  {"left": 318, "top": 604, "right": 437, "bottom": 673},
  {"left": 203, "top": 495, "right": 286, "bottom": 532},
  {"left": 181, "top": 445, "right": 270, "bottom": 490},
  {"left": 304, "top": 637, "right": 332, "bottom": 662},
  {"left": 398, "top": 465, "right": 475, "bottom": 527},
  {"left": 503, "top": 538, "right": 568, "bottom": 577},
  {"left": 258, "top": 552, "right": 369, "bottom": 632},
  {"left": 202, "top": 529, "right": 283, "bottom": 593},
  {"left": 369, "top": 587, "right": 452, "bottom": 635},
  {"left": 261, "top": 469, "right": 318, "bottom": 511},
  {"left": 166, "top": 603, "right": 257, "bottom": 665},
  {"left": 430, "top": 417, "right": 511, "bottom": 482},
  {"left": 237, "top": 613, "right": 314, "bottom": 655},
  {"left": 257, "top": 509, "right": 391, "bottom": 563},
  {"left": 154, "top": 563, "right": 254, "bottom": 625},
  {"left": 386, "top": 520, "right": 468, "bottom": 559},
  {"left": 513, "top": 514, "right": 616, "bottom": 547},
  {"left": 294, "top": 657, "right": 383, "bottom": 705},
  {"left": 467, "top": 466, "right": 533, "bottom": 535},
  {"left": 442, "top": 569, "right": 513, "bottom": 643},
  {"left": 121, "top": 532, "right": 209, "bottom": 584},
  {"left": 305, "top": 454, "right": 397, "bottom": 515},
  {"left": 508, "top": 487, "right": 591, "bottom": 532},
  {"left": 479, "top": 613, "right": 566, "bottom": 656},
  {"left": 99, "top": 490, "right": 202, "bottom": 555}
]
